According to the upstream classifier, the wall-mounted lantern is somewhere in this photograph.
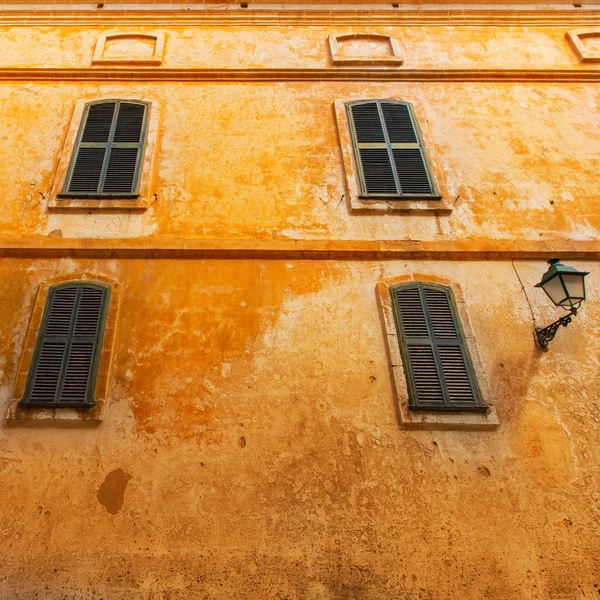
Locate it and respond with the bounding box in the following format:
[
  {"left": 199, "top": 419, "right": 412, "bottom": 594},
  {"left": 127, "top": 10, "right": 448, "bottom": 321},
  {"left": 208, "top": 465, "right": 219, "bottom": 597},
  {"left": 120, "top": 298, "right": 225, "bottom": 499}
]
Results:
[{"left": 535, "top": 258, "right": 589, "bottom": 350}]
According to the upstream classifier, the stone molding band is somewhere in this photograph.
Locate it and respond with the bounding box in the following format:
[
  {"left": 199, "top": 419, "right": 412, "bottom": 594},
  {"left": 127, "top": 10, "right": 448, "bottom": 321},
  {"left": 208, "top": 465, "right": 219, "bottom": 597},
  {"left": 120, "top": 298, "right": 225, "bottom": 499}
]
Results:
[
  {"left": 0, "top": 9, "right": 600, "bottom": 26},
  {"left": 1, "top": 67, "right": 600, "bottom": 82},
  {"left": 0, "top": 238, "right": 598, "bottom": 260}
]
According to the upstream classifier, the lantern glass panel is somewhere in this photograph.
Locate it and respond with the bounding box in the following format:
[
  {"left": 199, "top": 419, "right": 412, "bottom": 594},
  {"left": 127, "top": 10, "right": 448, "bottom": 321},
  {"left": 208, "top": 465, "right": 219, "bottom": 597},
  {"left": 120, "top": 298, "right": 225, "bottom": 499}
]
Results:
[
  {"left": 542, "top": 275, "right": 568, "bottom": 307},
  {"left": 561, "top": 273, "right": 586, "bottom": 304}
]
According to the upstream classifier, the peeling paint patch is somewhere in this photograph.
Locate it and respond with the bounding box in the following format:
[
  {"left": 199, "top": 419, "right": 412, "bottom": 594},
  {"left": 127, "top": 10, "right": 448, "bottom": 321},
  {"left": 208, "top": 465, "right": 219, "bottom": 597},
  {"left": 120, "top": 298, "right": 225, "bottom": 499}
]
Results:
[{"left": 97, "top": 469, "right": 132, "bottom": 514}]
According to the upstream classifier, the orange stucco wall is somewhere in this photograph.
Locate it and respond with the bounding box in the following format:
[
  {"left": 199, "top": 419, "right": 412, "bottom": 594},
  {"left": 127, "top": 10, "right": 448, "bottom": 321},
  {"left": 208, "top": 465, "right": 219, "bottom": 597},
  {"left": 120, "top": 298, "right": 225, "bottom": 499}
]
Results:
[
  {"left": 0, "top": 7, "right": 599, "bottom": 599},
  {"left": 1, "top": 257, "right": 599, "bottom": 598},
  {"left": 2, "top": 80, "right": 600, "bottom": 241}
]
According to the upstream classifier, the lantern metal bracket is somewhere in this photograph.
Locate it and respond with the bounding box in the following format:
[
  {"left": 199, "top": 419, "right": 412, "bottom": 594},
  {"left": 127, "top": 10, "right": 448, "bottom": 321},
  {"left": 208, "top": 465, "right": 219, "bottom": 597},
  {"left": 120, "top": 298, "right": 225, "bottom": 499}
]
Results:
[{"left": 535, "top": 308, "right": 577, "bottom": 351}]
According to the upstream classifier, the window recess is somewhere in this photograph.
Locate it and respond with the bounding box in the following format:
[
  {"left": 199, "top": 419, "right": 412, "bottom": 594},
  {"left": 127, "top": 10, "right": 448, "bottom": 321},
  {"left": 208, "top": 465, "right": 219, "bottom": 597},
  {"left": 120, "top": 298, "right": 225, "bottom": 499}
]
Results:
[
  {"left": 20, "top": 282, "right": 110, "bottom": 409},
  {"left": 392, "top": 283, "right": 486, "bottom": 412},
  {"left": 60, "top": 100, "right": 149, "bottom": 198},
  {"left": 347, "top": 100, "right": 440, "bottom": 200}
]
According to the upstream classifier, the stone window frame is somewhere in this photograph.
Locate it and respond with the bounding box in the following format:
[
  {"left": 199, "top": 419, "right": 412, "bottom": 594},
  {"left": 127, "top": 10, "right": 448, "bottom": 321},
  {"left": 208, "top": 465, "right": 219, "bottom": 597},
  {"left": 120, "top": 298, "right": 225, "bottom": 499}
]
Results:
[
  {"left": 333, "top": 98, "right": 453, "bottom": 214},
  {"left": 7, "top": 273, "right": 120, "bottom": 423},
  {"left": 47, "top": 95, "right": 161, "bottom": 211},
  {"left": 377, "top": 273, "right": 499, "bottom": 430}
]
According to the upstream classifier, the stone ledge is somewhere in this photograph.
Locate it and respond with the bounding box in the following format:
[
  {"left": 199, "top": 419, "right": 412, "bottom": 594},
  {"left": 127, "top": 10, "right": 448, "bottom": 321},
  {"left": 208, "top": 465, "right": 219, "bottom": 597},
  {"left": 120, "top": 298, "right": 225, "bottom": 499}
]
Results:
[
  {"left": 6, "top": 405, "right": 104, "bottom": 424},
  {"left": 0, "top": 238, "right": 598, "bottom": 260},
  {"left": 1, "top": 67, "right": 600, "bottom": 82},
  {"left": 1, "top": 8, "right": 600, "bottom": 27}
]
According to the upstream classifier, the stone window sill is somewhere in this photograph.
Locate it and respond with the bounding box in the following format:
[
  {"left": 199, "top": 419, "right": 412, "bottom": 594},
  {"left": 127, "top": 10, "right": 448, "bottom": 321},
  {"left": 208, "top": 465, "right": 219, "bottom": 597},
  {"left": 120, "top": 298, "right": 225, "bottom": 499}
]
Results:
[
  {"left": 351, "top": 195, "right": 451, "bottom": 214},
  {"left": 48, "top": 196, "right": 147, "bottom": 211}
]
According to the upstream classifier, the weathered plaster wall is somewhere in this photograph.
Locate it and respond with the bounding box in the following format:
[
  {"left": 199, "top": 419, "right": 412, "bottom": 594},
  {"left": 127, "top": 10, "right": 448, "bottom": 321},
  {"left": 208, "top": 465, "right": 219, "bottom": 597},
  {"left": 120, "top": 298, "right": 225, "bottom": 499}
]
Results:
[
  {"left": 0, "top": 25, "right": 590, "bottom": 70},
  {"left": 0, "top": 22, "right": 599, "bottom": 241},
  {"left": 0, "top": 80, "right": 599, "bottom": 241},
  {"left": 0, "top": 8, "right": 599, "bottom": 599},
  {"left": 0, "top": 258, "right": 599, "bottom": 599}
]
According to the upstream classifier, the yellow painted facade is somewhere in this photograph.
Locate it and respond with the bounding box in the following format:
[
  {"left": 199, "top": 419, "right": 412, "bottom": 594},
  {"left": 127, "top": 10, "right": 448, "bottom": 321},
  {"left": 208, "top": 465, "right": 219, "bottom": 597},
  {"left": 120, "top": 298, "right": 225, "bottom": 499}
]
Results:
[{"left": 0, "top": 4, "right": 599, "bottom": 598}]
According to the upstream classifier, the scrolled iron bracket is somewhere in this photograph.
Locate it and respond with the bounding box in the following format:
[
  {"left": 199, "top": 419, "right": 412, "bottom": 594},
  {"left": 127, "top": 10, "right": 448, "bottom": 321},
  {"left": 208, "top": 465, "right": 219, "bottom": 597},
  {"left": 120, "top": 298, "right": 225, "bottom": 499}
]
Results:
[{"left": 535, "top": 309, "right": 577, "bottom": 351}]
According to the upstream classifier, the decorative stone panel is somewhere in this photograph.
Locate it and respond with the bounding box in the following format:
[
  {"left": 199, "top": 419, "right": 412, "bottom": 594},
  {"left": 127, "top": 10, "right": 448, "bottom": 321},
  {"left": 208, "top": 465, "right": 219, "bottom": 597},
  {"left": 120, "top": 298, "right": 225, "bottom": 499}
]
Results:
[
  {"left": 566, "top": 28, "right": 600, "bottom": 63},
  {"left": 329, "top": 33, "right": 403, "bottom": 66},
  {"left": 92, "top": 32, "right": 165, "bottom": 65}
]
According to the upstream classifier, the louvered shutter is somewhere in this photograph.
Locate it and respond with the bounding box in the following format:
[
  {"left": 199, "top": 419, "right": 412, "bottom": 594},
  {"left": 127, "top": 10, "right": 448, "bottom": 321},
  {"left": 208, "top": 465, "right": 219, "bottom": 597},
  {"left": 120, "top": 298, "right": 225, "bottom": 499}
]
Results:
[
  {"left": 348, "top": 101, "right": 435, "bottom": 198},
  {"left": 22, "top": 283, "right": 110, "bottom": 408},
  {"left": 392, "top": 283, "right": 485, "bottom": 411},
  {"left": 65, "top": 101, "right": 148, "bottom": 196}
]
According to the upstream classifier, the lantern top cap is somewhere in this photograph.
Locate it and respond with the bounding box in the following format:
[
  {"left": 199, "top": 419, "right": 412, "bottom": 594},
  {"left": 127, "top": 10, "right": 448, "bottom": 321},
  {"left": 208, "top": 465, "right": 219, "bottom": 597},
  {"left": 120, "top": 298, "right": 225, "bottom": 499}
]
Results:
[{"left": 535, "top": 258, "right": 589, "bottom": 288}]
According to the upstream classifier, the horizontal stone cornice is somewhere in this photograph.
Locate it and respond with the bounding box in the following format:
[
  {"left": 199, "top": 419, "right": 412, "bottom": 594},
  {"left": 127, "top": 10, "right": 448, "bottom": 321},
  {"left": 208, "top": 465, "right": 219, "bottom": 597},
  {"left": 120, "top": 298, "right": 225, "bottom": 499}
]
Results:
[
  {"left": 0, "top": 237, "right": 598, "bottom": 260},
  {"left": 1, "top": 67, "right": 600, "bottom": 82},
  {"left": 0, "top": 8, "right": 600, "bottom": 26}
]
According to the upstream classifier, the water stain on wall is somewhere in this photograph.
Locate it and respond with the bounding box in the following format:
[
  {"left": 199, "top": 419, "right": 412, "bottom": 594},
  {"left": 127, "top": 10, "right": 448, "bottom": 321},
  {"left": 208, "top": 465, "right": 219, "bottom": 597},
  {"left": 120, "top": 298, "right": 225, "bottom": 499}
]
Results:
[
  {"left": 97, "top": 468, "right": 132, "bottom": 514},
  {"left": 118, "top": 260, "right": 343, "bottom": 444}
]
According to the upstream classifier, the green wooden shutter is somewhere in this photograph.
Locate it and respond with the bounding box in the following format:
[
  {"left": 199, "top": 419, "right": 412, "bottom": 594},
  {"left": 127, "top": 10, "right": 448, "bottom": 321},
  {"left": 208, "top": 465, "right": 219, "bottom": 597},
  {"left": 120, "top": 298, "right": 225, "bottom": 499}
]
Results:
[
  {"left": 392, "top": 283, "right": 486, "bottom": 411},
  {"left": 21, "top": 283, "right": 110, "bottom": 408},
  {"left": 64, "top": 100, "right": 148, "bottom": 197},
  {"left": 351, "top": 102, "right": 397, "bottom": 195},
  {"left": 348, "top": 100, "right": 436, "bottom": 198}
]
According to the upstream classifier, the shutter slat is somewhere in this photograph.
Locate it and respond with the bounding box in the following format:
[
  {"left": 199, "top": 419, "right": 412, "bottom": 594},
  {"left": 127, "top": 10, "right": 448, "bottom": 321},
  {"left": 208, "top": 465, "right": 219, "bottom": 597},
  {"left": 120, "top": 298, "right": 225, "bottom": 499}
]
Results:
[
  {"left": 381, "top": 103, "right": 418, "bottom": 144},
  {"left": 393, "top": 283, "right": 484, "bottom": 411},
  {"left": 392, "top": 149, "right": 433, "bottom": 195},
  {"left": 113, "top": 103, "right": 145, "bottom": 143},
  {"left": 102, "top": 148, "right": 139, "bottom": 193},
  {"left": 28, "top": 342, "right": 66, "bottom": 403},
  {"left": 423, "top": 288, "right": 458, "bottom": 339},
  {"left": 74, "top": 286, "right": 104, "bottom": 337},
  {"left": 23, "top": 283, "right": 110, "bottom": 408},
  {"left": 395, "top": 287, "right": 428, "bottom": 338},
  {"left": 349, "top": 100, "right": 436, "bottom": 198},
  {"left": 439, "top": 346, "right": 477, "bottom": 405},
  {"left": 407, "top": 345, "right": 444, "bottom": 404},
  {"left": 66, "top": 101, "right": 146, "bottom": 196},
  {"left": 359, "top": 148, "right": 397, "bottom": 194},
  {"left": 45, "top": 287, "right": 77, "bottom": 336},
  {"left": 60, "top": 342, "right": 95, "bottom": 404},
  {"left": 68, "top": 148, "right": 105, "bottom": 193},
  {"left": 396, "top": 285, "right": 445, "bottom": 407},
  {"left": 351, "top": 103, "right": 386, "bottom": 143},
  {"left": 81, "top": 102, "right": 116, "bottom": 143}
]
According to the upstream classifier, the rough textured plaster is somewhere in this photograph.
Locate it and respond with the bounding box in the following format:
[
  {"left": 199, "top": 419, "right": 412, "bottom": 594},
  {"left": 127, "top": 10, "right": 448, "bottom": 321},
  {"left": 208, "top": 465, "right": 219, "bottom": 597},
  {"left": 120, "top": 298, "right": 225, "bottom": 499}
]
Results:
[
  {"left": 0, "top": 259, "right": 599, "bottom": 598},
  {"left": 0, "top": 13, "right": 599, "bottom": 599},
  {"left": 1, "top": 81, "right": 600, "bottom": 242},
  {"left": 0, "top": 25, "right": 588, "bottom": 70}
]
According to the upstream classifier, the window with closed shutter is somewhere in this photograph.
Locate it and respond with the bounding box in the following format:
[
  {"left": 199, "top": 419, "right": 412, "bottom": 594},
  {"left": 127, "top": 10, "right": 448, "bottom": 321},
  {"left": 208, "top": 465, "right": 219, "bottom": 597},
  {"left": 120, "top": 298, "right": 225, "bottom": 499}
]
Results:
[
  {"left": 20, "top": 282, "right": 110, "bottom": 408},
  {"left": 392, "top": 283, "right": 486, "bottom": 412},
  {"left": 61, "top": 100, "right": 149, "bottom": 197},
  {"left": 347, "top": 100, "right": 438, "bottom": 199}
]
